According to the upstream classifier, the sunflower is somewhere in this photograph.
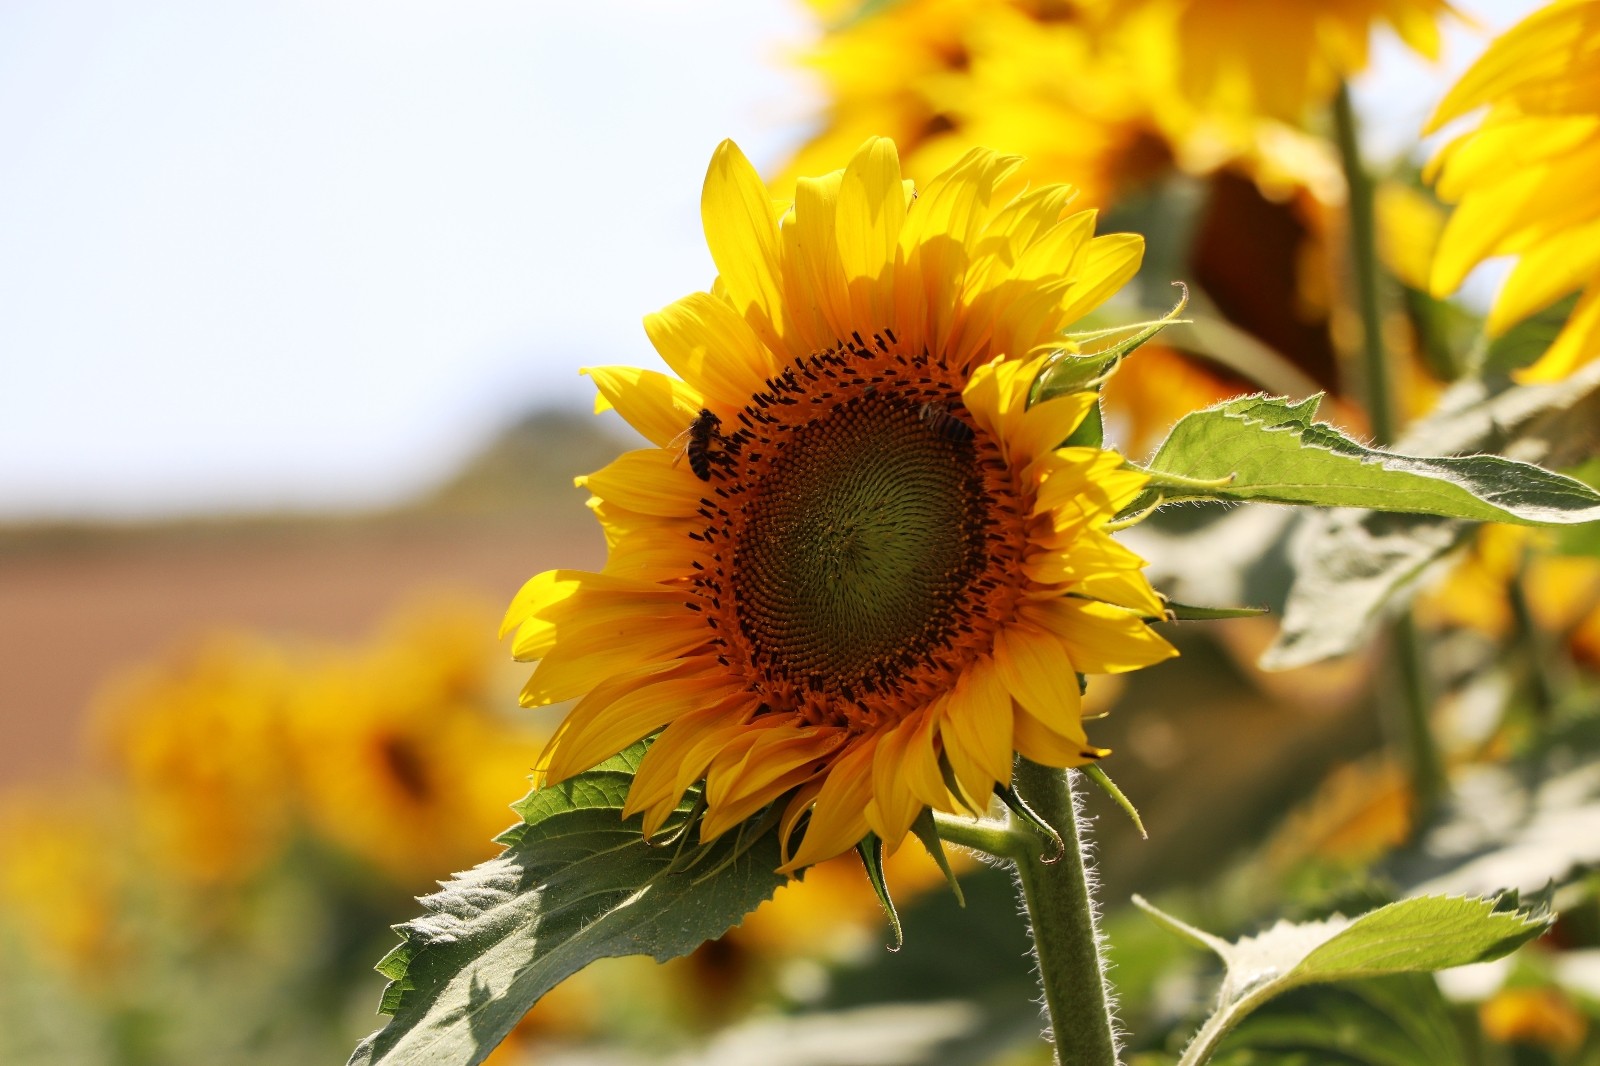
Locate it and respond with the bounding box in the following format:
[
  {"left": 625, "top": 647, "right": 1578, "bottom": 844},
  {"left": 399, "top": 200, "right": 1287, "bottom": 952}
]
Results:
[
  {"left": 287, "top": 597, "right": 548, "bottom": 884},
  {"left": 504, "top": 138, "right": 1176, "bottom": 871},
  {"left": 1098, "top": 0, "right": 1456, "bottom": 125},
  {"left": 783, "top": 0, "right": 1172, "bottom": 208},
  {"left": 1426, "top": 0, "right": 1600, "bottom": 382},
  {"left": 95, "top": 635, "right": 298, "bottom": 884}
]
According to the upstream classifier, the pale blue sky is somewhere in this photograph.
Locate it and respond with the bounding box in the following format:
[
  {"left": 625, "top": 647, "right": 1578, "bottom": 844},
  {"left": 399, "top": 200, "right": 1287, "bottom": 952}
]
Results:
[{"left": 0, "top": 0, "right": 1538, "bottom": 519}]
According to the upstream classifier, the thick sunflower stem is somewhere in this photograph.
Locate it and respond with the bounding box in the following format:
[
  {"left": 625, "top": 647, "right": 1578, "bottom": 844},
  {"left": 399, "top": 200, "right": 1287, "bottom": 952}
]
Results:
[
  {"left": 1011, "top": 760, "right": 1119, "bottom": 1066},
  {"left": 1334, "top": 81, "right": 1446, "bottom": 835}
]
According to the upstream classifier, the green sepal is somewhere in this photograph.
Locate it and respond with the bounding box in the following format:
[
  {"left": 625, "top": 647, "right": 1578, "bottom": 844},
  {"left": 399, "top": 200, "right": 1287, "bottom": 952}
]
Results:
[
  {"left": 1160, "top": 601, "right": 1271, "bottom": 622},
  {"left": 1061, "top": 398, "right": 1105, "bottom": 449},
  {"left": 855, "top": 833, "right": 903, "bottom": 951},
  {"left": 1083, "top": 765, "right": 1146, "bottom": 839},
  {"left": 1033, "top": 283, "right": 1191, "bottom": 403},
  {"left": 910, "top": 808, "right": 966, "bottom": 907},
  {"left": 996, "top": 782, "right": 1064, "bottom": 862}
]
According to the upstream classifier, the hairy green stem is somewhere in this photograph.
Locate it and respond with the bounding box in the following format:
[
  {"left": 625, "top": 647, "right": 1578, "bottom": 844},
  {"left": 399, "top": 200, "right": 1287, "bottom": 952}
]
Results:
[
  {"left": 1012, "top": 760, "right": 1119, "bottom": 1066},
  {"left": 930, "top": 812, "right": 1031, "bottom": 861},
  {"left": 1334, "top": 81, "right": 1446, "bottom": 833}
]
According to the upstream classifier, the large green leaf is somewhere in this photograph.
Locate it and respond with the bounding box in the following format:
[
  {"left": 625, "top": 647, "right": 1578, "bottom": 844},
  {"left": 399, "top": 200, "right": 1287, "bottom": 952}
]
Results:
[
  {"left": 1137, "top": 393, "right": 1600, "bottom": 524},
  {"left": 1263, "top": 362, "right": 1600, "bottom": 668},
  {"left": 1138, "top": 894, "right": 1549, "bottom": 1066},
  {"left": 1210, "top": 976, "right": 1469, "bottom": 1066},
  {"left": 348, "top": 742, "right": 788, "bottom": 1066}
]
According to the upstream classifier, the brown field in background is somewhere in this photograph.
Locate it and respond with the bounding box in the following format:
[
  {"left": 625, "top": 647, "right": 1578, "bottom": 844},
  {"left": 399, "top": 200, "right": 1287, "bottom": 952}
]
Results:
[{"left": 0, "top": 409, "right": 623, "bottom": 791}]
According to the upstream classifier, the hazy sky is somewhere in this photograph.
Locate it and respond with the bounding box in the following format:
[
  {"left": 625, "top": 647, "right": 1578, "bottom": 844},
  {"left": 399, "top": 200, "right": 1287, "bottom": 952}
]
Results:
[{"left": 0, "top": 0, "right": 1538, "bottom": 519}]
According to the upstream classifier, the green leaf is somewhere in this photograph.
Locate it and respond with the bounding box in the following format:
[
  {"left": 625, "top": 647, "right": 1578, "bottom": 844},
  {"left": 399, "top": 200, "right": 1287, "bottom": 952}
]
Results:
[
  {"left": 1294, "top": 897, "right": 1548, "bottom": 981},
  {"left": 1389, "top": 761, "right": 1600, "bottom": 900},
  {"left": 1263, "top": 361, "right": 1600, "bottom": 668},
  {"left": 1211, "top": 975, "right": 1469, "bottom": 1066},
  {"left": 1136, "top": 393, "right": 1600, "bottom": 525},
  {"left": 349, "top": 742, "right": 788, "bottom": 1066},
  {"left": 1137, "top": 894, "right": 1550, "bottom": 1066}
]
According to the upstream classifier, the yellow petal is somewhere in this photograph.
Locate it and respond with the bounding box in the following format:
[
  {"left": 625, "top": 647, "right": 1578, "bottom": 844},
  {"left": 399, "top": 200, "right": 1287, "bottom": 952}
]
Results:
[
  {"left": 1032, "top": 448, "right": 1149, "bottom": 533},
  {"left": 784, "top": 170, "right": 851, "bottom": 347},
  {"left": 1069, "top": 571, "right": 1167, "bottom": 619},
  {"left": 993, "top": 621, "right": 1083, "bottom": 725},
  {"left": 1519, "top": 284, "right": 1600, "bottom": 382},
  {"left": 783, "top": 738, "right": 877, "bottom": 871},
  {"left": 1022, "top": 598, "right": 1178, "bottom": 674},
  {"left": 702, "top": 726, "right": 845, "bottom": 840},
  {"left": 1428, "top": 1, "right": 1600, "bottom": 131},
  {"left": 1489, "top": 216, "right": 1600, "bottom": 334},
  {"left": 584, "top": 365, "right": 705, "bottom": 449},
  {"left": 702, "top": 139, "right": 788, "bottom": 356},
  {"left": 511, "top": 585, "right": 681, "bottom": 663},
  {"left": 626, "top": 698, "right": 755, "bottom": 834},
  {"left": 1054, "top": 232, "right": 1145, "bottom": 326},
  {"left": 941, "top": 658, "right": 1015, "bottom": 802},
  {"left": 578, "top": 447, "right": 706, "bottom": 516},
  {"left": 520, "top": 617, "right": 704, "bottom": 707},
  {"left": 867, "top": 717, "right": 927, "bottom": 845},
  {"left": 836, "top": 137, "right": 905, "bottom": 330},
  {"left": 1010, "top": 392, "right": 1097, "bottom": 471},
  {"left": 644, "top": 291, "right": 777, "bottom": 410},
  {"left": 1012, "top": 709, "right": 1103, "bottom": 769},
  {"left": 546, "top": 668, "right": 741, "bottom": 784}
]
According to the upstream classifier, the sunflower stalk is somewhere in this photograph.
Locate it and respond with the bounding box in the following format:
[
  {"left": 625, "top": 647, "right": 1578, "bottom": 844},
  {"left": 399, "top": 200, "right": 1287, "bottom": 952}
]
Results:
[
  {"left": 930, "top": 811, "right": 1031, "bottom": 862},
  {"left": 1333, "top": 80, "right": 1446, "bottom": 834},
  {"left": 1011, "top": 759, "right": 1120, "bottom": 1066}
]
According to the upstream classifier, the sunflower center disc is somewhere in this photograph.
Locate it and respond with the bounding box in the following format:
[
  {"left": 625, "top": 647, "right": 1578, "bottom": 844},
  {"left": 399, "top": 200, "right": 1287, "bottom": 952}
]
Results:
[{"left": 733, "top": 392, "right": 988, "bottom": 697}]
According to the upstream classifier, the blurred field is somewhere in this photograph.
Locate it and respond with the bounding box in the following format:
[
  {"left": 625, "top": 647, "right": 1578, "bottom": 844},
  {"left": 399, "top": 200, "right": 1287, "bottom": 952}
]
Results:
[{"left": 0, "top": 408, "right": 625, "bottom": 792}]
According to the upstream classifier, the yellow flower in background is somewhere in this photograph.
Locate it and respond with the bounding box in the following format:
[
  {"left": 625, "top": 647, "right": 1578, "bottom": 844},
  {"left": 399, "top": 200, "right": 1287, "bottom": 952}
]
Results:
[
  {"left": 783, "top": 0, "right": 1171, "bottom": 207},
  {"left": 1480, "top": 987, "right": 1589, "bottom": 1053},
  {"left": 290, "top": 598, "right": 547, "bottom": 883},
  {"left": 1100, "top": 0, "right": 1456, "bottom": 124},
  {"left": 92, "top": 596, "right": 546, "bottom": 889},
  {"left": 504, "top": 137, "right": 1176, "bottom": 872},
  {"left": 1427, "top": 0, "right": 1600, "bottom": 381},
  {"left": 0, "top": 790, "right": 129, "bottom": 978},
  {"left": 96, "top": 635, "right": 297, "bottom": 884},
  {"left": 1376, "top": 182, "right": 1446, "bottom": 295},
  {"left": 1419, "top": 524, "right": 1600, "bottom": 661}
]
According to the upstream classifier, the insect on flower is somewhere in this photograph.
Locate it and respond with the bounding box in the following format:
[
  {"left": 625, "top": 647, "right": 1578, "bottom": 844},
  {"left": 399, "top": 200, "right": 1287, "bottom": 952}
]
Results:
[
  {"left": 918, "top": 402, "right": 974, "bottom": 444},
  {"left": 671, "top": 408, "right": 726, "bottom": 482}
]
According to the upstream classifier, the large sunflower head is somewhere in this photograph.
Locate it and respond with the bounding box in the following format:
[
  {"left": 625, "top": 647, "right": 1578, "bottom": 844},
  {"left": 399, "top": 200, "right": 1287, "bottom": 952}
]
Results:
[{"left": 504, "top": 137, "right": 1176, "bottom": 871}]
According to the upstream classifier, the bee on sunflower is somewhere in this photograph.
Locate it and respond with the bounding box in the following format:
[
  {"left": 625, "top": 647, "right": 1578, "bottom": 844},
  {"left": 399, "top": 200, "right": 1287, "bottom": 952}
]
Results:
[{"left": 502, "top": 137, "right": 1176, "bottom": 873}]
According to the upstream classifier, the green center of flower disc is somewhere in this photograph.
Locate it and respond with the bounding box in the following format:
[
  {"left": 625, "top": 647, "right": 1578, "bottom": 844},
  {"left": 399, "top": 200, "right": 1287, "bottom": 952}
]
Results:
[{"left": 733, "top": 392, "right": 989, "bottom": 697}]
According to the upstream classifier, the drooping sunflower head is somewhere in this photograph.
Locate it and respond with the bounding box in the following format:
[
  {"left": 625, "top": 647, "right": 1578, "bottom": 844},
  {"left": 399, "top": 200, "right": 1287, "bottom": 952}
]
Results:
[{"left": 504, "top": 137, "right": 1176, "bottom": 871}]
